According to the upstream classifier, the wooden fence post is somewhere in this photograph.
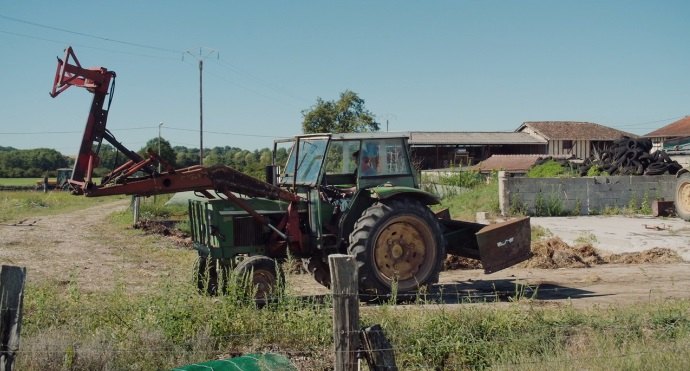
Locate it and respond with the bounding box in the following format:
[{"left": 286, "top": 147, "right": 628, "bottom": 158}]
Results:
[
  {"left": 132, "top": 196, "right": 140, "bottom": 226},
  {"left": 329, "top": 254, "right": 359, "bottom": 371},
  {"left": 1, "top": 265, "right": 26, "bottom": 371},
  {"left": 360, "top": 324, "right": 398, "bottom": 371}
]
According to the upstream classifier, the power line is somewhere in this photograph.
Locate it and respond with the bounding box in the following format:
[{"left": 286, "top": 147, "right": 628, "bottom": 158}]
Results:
[
  {"left": 609, "top": 115, "right": 686, "bottom": 129},
  {"left": 0, "top": 29, "right": 180, "bottom": 61},
  {"left": 0, "top": 13, "right": 180, "bottom": 54},
  {"left": 216, "top": 58, "right": 309, "bottom": 104},
  {"left": 0, "top": 126, "right": 159, "bottom": 135},
  {"left": 203, "top": 68, "right": 298, "bottom": 108},
  {"left": 0, "top": 125, "right": 292, "bottom": 139},
  {"left": 164, "top": 125, "right": 290, "bottom": 138},
  {"left": 1, "top": 14, "right": 307, "bottom": 110}
]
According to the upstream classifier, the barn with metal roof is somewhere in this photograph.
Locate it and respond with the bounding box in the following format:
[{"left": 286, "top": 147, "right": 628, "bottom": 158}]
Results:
[{"left": 408, "top": 131, "right": 547, "bottom": 169}]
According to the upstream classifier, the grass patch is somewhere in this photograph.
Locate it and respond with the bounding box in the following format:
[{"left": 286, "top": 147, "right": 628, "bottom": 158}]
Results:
[
  {"left": 0, "top": 191, "right": 126, "bottom": 223},
  {"left": 435, "top": 178, "right": 499, "bottom": 220},
  {"left": 0, "top": 178, "right": 39, "bottom": 186},
  {"left": 574, "top": 232, "right": 598, "bottom": 245},
  {"left": 18, "top": 275, "right": 690, "bottom": 370},
  {"left": 527, "top": 159, "right": 577, "bottom": 178},
  {"left": 531, "top": 225, "right": 553, "bottom": 241}
]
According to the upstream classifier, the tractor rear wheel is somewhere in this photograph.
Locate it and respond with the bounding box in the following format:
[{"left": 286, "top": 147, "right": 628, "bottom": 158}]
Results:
[
  {"left": 675, "top": 172, "right": 690, "bottom": 221},
  {"left": 234, "top": 255, "right": 284, "bottom": 302},
  {"left": 348, "top": 199, "right": 445, "bottom": 296}
]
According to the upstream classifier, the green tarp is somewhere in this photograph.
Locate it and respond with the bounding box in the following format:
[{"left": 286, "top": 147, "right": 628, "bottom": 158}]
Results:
[{"left": 171, "top": 352, "right": 297, "bottom": 371}]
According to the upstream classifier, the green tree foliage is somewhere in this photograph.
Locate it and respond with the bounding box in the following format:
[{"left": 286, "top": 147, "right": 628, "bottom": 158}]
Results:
[
  {"left": 138, "top": 137, "right": 178, "bottom": 168},
  {"left": 174, "top": 146, "right": 200, "bottom": 168},
  {"left": 0, "top": 142, "right": 292, "bottom": 181},
  {"left": 302, "top": 90, "right": 380, "bottom": 134},
  {"left": 92, "top": 144, "right": 130, "bottom": 176},
  {"left": 0, "top": 148, "right": 69, "bottom": 177}
]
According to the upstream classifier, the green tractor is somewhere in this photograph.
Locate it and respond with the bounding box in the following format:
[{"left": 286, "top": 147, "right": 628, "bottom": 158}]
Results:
[
  {"left": 35, "top": 168, "right": 73, "bottom": 191},
  {"left": 188, "top": 133, "right": 531, "bottom": 297},
  {"left": 48, "top": 47, "right": 531, "bottom": 299}
]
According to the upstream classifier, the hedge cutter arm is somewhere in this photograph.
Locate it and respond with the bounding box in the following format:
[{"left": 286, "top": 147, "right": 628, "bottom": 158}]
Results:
[{"left": 49, "top": 47, "right": 303, "bottom": 244}]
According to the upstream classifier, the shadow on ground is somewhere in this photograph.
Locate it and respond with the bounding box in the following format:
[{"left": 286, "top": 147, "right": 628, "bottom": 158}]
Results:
[{"left": 282, "top": 278, "right": 606, "bottom": 306}]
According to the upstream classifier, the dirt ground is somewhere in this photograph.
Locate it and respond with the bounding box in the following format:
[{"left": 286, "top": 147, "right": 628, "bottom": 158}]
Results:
[
  {"left": 2, "top": 200, "right": 690, "bottom": 308},
  {"left": 0, "top": 199, "right": 194, "bottom": 293}
]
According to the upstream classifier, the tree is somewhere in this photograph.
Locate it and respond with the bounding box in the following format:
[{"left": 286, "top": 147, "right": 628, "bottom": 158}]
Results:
[
  {"left": 302, "top": 90, "right": 380, "bottom": 134},
  {"left": 0, "top": 148, "right": 68, "bottom": 177},
  {"left": 139, "top": 137, "right": 177, "bottom": 168}
]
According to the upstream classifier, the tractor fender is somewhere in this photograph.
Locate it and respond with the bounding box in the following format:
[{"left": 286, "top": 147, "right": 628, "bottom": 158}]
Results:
[{"left": 368, "top": 185, "right": 440, "bottom": 205}]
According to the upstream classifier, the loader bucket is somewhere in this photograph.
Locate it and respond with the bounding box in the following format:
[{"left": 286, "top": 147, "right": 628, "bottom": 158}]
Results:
[{"left": 440, "top": 216, "right": 532, "bottom": 274}]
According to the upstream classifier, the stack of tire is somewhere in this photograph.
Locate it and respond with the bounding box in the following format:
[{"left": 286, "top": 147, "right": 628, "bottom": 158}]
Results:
[{"left": 578, "top": 136, "right": 683, "bottom": 176}]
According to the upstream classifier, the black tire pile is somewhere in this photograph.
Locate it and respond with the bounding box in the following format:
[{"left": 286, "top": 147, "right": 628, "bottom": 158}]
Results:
[{"left": 578, "top": 137, "right": 682, "bottom": 176}]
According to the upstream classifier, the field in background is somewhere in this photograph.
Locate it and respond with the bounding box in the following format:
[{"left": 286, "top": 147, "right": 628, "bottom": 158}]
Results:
[{"left": 0, "top": 177, "right": 39, "bottom": 186}]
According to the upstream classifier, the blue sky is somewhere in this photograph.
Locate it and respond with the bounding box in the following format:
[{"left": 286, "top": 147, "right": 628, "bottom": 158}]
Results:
[{"left": 1, "top": 1, "right": 689, "bottom": 155}]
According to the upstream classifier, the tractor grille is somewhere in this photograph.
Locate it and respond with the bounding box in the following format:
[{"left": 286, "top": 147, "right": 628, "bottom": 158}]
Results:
[{"left": 233, "top": 216, "right": 264, "bottom": 246}]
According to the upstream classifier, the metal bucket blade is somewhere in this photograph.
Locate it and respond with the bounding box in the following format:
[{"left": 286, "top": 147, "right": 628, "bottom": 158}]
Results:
[{"left": 476, "top": 216, "right": 531, "bottom": 273}]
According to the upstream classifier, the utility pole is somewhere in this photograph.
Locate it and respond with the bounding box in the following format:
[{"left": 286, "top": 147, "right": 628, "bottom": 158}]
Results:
[
  {"left": 158, "top": 122, "right": 164, "bottom": 173},
  {"left": 380, "top": 113, "right": 396, "bottom": 133},
  {"left": 185, "top": 48, "right": 218, "bottom": 165},
  {"left": 198, "top": 59, "right": 203, "bottom": 165}
]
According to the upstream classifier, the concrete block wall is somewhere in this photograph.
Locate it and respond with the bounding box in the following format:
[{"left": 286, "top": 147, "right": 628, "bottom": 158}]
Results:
[{"left": 499, "top": 172, "right": 676, "bottom": 216}]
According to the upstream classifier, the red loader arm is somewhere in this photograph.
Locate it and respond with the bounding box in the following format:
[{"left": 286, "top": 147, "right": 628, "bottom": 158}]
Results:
[{"left": 50, "top": 47, "right": 304, "bottom": 250}]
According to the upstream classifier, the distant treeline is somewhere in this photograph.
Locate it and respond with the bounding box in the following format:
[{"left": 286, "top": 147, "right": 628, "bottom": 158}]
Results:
[
  {"left": 0, "top": 147, "right": 69, "bottom": 177},
  {"left": 0, "top": 139, "right": 290, "bottom": 179}
]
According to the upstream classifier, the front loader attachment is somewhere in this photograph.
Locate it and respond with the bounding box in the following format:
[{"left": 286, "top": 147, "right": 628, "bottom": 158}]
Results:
[{"left": 439, "top": 216, "right": 531, "bottom": 273}]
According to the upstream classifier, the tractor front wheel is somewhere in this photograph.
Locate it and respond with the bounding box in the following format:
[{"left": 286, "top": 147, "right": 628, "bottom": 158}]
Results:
[
  {"left": 675, "top": 172, "right": 690, "bottom": 221},
  {"left": 234, "top": 255, "right": 284, "bottom": 302},
  {"left": 348, "top": 199, "right": 445, "bottom": 296}
]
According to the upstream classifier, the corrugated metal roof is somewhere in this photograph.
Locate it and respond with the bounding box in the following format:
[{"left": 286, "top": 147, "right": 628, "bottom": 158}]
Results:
[
  {"left": 408, "top": 131, "right": 546, "bottom": 145},
  {"left": 473, "top": 154, "right": 570, "bottom": 173},
  {"left": 644, "top": 116, "right": 690, "bottom": 138},
  {"left": 518, "top": 121, "right": 636, "bottom": 140}
]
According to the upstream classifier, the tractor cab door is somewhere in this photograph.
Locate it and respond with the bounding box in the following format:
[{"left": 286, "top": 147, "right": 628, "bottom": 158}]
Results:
[
  {"left": 321, "top": 139, "right": 360, "bottom": 193},
  {"left": 280, "top": 136, "right": 332, "bottom": 248}
]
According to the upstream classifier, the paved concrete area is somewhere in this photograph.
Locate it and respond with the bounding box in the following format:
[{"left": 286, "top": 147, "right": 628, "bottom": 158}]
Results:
[{"left": 531, "top": 215, "right": 690, "bottom": 260}]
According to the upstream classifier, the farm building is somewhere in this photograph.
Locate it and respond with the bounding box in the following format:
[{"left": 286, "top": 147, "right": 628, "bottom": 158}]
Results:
[
  {"left": 409, "top": 121, "right": 634, "bottom": 170},
  {"left": 643, "top": 116, "right": 690, "bottom": 152},
  {"left": 515, "top": 121, "right": 636, "bottom": 160},
  {"left": 408, "top": 131, "right": 547, "bottom": 169}
]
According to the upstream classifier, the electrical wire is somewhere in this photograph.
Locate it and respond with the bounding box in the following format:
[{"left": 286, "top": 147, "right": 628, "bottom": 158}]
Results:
[
  {"left": 0, "top": 13, "right": 180, "bottom": 54},
  {"left": 0, "top": 29, "right": 181, "bottom": 61},
  {"left": 216, "top": 57, "right": 309, "bottom": 104},
  {"left": 163, "top": 125, "right": 291, "bottom": 138}
]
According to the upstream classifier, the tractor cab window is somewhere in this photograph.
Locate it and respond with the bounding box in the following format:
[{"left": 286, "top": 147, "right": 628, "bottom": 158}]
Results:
[
  {"left": 320, "top": 139, "right": 360, "bottom": 190},
  {"left": 281, "top": 137, "right": 328, "bottom": 185},
  {"left": 324, "top": 140, "right": 360, "bottom": 175},
  {"left": 359, "top": 138, "right": 410, "bottom": 177}
]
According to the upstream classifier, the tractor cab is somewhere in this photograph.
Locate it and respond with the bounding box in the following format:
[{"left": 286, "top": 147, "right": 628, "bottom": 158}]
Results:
[
  {"left": 276, "top": 133, "right": 435, "bottom": 254},
  {"left": 278, "top": 132, "right": 416, "bottom": 195}
]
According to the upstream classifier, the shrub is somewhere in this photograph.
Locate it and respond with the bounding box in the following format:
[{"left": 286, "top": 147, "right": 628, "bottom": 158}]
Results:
[{"left": 527, "top": 159, "right": 576, "bottom": 178}]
